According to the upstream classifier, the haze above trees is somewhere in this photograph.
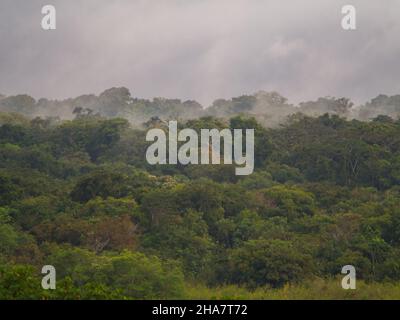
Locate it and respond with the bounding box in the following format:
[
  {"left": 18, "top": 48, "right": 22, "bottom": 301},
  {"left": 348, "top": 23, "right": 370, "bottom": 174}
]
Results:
[
  {"left": 1, "top": 87, "right": 399, "bottom": 127},
  {"left": 1, "top": 89, "right": 400, "bottom": 299}
]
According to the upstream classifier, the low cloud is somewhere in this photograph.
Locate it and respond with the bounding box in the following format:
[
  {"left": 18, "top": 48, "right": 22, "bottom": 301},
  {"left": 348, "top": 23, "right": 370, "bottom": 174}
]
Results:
[{"left": 0, "top": 0, "right": 399, "bottom": 106}]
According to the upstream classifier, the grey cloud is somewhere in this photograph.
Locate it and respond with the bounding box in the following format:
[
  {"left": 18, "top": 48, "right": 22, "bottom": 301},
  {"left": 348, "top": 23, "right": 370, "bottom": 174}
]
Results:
[{"left": 0, "top": 0, "right": 399, "bottom": 106}]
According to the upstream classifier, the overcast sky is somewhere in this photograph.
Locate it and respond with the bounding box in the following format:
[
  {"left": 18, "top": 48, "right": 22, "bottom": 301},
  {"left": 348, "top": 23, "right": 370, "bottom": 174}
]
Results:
[{"left": 0, "top": 0, "right": 399, "bottom": 106}]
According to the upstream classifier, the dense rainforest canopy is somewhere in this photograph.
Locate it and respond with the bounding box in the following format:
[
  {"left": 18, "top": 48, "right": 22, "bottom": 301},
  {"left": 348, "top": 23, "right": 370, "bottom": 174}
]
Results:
[{"left": 1, "top": 89, "right": 400, "bottom": 299}]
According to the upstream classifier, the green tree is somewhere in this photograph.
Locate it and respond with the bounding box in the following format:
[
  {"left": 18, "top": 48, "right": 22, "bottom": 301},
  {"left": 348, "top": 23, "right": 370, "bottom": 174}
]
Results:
[{"left": 224, "top": 239, "right": 313, "bottom": 288}]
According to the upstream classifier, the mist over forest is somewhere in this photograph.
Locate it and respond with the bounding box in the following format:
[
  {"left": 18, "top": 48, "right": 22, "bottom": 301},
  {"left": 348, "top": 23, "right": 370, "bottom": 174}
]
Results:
[
  {"left": 2, "top": 85, "right": 400, "bottom": 299},
  {"left": 1, "top": 87, "right": 400, "bottom": 126},
  {"left": 3, "top": 0, "right": 400, "bottom": 303}
]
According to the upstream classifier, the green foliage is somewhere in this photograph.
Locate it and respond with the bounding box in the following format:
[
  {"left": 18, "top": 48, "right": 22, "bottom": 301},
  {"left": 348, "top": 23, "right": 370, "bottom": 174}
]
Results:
[
  {"left": 0, "top": 264, "right": 46, "bottom": 299},
  {"left": 261, "top": 185, "right": 316, "bottom": 220},
  {"left": 141, "top": 209, "right": 215, "bottom": 276},
  {"left": 46, "top": 246, "right": 184, "bottom": 299},
  {"left": 1, "top": 112, "right": 400, "bottom": 299},
  {"left": 70, "top": 171, "right": 130, "bottom": 203},
  {"left": 224, "top": 239, "right": 313, "bottom": 288},
  {"left": 10, "top": 196, "right": 60, "bottom": 230},
  {"left": 78, "top": 197, "right": 139, "bottom": 218}
]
